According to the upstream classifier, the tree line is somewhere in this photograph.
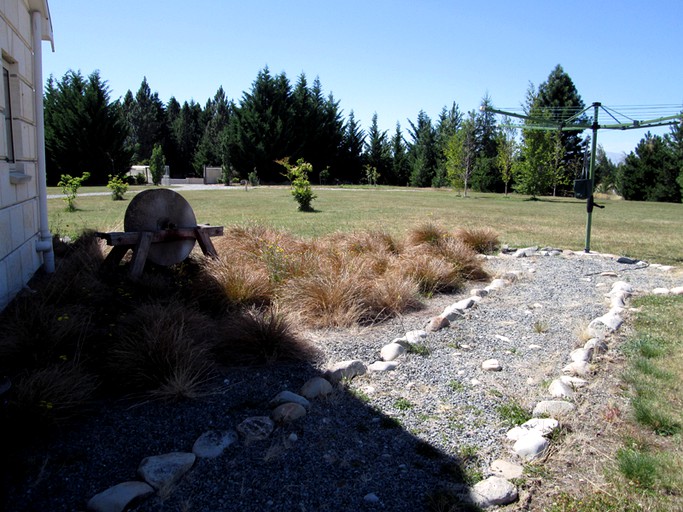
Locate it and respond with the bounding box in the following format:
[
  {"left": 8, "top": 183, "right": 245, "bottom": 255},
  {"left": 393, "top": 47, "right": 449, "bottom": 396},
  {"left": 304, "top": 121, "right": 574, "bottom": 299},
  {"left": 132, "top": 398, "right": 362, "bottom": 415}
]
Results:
[{"left": 43, "top": 65, "right": 683, "bottom": 202}]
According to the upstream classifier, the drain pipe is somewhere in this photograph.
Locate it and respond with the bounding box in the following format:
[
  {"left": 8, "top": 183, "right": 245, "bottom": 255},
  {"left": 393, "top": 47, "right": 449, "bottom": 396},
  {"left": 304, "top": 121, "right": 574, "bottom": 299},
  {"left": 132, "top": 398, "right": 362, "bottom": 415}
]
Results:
[{"left": 31, "top": 10, "right": 54, "bottom": 273}]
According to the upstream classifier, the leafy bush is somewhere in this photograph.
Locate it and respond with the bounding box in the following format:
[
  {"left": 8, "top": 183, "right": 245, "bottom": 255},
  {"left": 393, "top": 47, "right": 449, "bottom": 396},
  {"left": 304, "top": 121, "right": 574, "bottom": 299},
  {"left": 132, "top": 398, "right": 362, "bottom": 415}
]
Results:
[
  {"left": 106, "top": 174, "right": 129, "bottom": 200},
  {"left": 278, "top": 158, "right": 317, "bottom": 211},
  {"left": 57, "top": 172, "right": 90, "bottom": 211},
  {"left": 247, "top": 170, "right": 260, "bottom": 186}
]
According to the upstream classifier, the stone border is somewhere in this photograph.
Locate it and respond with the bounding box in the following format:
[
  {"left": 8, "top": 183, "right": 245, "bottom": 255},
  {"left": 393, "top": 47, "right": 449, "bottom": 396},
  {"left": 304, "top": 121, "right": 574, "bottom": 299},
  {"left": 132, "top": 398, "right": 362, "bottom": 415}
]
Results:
[{"left": 86, "top": 247, "right": 681, "bottom": 511}]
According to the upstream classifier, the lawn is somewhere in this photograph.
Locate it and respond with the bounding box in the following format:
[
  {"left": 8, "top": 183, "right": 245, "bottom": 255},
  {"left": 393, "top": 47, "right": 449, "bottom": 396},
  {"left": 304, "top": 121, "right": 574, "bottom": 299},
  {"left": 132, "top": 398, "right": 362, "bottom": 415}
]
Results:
[{"left": 48, "top": 185, "right": 683, "bottom": 265}]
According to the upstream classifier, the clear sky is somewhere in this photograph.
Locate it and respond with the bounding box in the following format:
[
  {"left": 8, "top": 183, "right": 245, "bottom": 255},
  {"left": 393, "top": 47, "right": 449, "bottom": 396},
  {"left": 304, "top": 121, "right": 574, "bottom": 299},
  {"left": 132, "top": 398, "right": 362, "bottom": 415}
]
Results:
[{"left": 42, "top": 0, "right": 682, "bottom": 158}]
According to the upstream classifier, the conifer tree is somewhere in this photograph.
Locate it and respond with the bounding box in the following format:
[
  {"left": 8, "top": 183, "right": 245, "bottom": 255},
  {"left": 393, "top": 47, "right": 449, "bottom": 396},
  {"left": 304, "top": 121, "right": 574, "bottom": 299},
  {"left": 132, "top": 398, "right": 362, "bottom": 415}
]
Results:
[{"left": 44, "top": 70, "right": 132, "bottom": 185}]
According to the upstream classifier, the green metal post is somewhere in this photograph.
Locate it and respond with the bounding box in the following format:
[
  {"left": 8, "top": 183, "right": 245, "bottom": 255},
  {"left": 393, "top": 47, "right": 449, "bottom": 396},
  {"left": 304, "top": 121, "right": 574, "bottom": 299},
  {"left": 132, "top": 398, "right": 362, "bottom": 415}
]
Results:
[{"left": 584, "top": 102, "right": 600, "bottom": 252}]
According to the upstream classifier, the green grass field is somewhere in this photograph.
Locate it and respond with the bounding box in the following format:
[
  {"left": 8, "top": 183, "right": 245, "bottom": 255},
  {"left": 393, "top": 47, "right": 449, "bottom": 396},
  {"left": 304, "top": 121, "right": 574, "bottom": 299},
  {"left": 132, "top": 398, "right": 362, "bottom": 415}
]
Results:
[{"left": 48, "top": 185, "right": 683, "bottom": 265}]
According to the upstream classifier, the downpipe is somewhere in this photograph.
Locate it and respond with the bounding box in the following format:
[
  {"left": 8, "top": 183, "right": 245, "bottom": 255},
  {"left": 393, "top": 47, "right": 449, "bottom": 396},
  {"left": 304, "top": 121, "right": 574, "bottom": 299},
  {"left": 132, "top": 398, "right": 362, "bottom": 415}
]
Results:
[{"left": 32, "top": 10, "right": 54, "bottom": 273}]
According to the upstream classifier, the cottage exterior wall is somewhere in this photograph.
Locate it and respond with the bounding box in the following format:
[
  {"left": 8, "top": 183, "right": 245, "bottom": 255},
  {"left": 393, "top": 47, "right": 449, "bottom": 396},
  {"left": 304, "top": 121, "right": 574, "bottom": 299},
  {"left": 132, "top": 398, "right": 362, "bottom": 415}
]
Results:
[{"left": 0, "top": 0, "right": 51, "bottom": 311}]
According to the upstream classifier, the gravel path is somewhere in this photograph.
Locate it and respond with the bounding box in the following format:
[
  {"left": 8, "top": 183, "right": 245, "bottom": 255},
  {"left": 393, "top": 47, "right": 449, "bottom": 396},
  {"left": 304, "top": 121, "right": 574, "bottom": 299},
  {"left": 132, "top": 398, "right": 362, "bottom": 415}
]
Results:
[{"left": 6, "top": 252, "right": 680, "bottom": 512}]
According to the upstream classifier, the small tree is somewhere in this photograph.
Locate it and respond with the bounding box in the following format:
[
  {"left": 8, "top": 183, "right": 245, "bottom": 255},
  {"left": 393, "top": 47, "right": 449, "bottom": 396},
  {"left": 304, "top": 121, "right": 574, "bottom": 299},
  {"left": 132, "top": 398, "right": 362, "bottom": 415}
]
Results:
[
  {"left": 364, "top": 164, "right": 380, "bottom": 186},
  {"left": 495, "top": 119, "right": 517, "bottom": 196},
  {"left": 149, "top": 143, "right": 166, "bottom": 185},
  {"left": 107, "top": 174, "right": 129, "bottom": 200},
  {"left": 445, "top": 113, "right": 477, "bottom": 197},
  {"left": 57, "top": 172, "right": 90, "bottom": 211},
  {"left": 278, "top": 158, "right": 316, "bottom": 211}
]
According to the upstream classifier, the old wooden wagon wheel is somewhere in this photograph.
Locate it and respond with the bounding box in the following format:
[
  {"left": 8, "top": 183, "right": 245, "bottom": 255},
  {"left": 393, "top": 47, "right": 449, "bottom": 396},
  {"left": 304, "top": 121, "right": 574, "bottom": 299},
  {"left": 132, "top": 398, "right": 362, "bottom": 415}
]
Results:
[{"left": 97, "top": 189, "right": 223, "bottom": 277}]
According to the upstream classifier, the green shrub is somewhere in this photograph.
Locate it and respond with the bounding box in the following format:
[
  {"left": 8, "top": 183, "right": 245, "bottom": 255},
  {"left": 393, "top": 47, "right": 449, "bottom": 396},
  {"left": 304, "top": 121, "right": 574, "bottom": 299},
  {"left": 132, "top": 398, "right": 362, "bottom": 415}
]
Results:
[
  {"left": 106, "top": 174, "right": 128, "bottom": 200},
  {"left": 278, "top": 158, "right": 317, "bottom": 211},
  {"left": 57, "top": 172, "right": 90, "bottom": 211}
]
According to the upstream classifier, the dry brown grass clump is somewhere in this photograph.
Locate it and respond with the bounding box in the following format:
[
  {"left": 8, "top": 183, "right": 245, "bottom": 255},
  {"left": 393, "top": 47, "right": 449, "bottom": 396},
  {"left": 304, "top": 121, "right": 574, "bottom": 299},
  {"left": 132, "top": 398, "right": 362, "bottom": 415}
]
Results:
[
  {"left": 108, "top": 300, "right": 216, "bottom": 399},
  {"left": 0, "top": 299, "right": 92, "bottom": 370},
  {"left": 456, "top": 227, "right": 500, "bottom": 255},
  {"left": 213, "top": 306, "right": 318, "bottom": 365},
  {"left": 203, "top": 221, "right": 489, "bottom": 328},
  {"left": 12, "top": 363, "right": 98, "bottom": 425},
  {"left": 407, "top": 221, "right": 448, "bottom": 247}
]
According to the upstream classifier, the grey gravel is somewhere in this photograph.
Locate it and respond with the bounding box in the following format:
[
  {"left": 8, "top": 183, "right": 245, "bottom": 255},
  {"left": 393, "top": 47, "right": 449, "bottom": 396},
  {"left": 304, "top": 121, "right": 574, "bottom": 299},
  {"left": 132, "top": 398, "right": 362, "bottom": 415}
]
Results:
[{"left": 6, "top": 252, "right": 679, "bottom": 512}]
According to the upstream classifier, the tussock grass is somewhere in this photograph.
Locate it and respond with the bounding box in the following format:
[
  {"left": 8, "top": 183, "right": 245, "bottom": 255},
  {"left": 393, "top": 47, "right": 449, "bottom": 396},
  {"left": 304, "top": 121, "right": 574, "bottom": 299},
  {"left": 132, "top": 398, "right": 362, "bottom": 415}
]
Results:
[
  {"left": 456, "top": 226, "right": 500, "bottom": 254},
  {"left": 12, "top": 363, "right": 98, "bottom": 425},
  {"left": 214, "top": 306, "right": 318, "bottom": 366},
  {"left": 108, "top": 300, "right": 216, "bottom": 399},
  {"left": 203, "top": 222, "right": 485, "bottom": 327}
]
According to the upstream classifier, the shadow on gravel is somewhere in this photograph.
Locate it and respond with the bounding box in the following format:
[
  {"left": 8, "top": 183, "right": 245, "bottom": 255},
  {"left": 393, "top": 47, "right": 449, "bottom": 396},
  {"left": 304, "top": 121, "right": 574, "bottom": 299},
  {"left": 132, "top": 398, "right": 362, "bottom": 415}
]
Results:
[{"left": 3, "top": 360, "right": 481, "bottom": 512}]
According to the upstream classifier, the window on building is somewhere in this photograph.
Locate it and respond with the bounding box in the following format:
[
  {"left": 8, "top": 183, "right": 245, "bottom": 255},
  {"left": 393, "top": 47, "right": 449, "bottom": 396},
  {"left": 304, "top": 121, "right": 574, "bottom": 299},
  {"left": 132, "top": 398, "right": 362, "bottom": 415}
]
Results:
[{"left": 3, "top": 66, "right": 14, "bottom": 163}]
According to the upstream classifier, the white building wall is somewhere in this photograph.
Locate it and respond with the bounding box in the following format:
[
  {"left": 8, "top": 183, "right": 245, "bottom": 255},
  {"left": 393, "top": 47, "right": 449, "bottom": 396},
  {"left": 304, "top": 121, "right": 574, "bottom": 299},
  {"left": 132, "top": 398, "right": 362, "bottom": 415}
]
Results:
[{"left": 0, "top": 0, "right": 50, "bottom": 311}]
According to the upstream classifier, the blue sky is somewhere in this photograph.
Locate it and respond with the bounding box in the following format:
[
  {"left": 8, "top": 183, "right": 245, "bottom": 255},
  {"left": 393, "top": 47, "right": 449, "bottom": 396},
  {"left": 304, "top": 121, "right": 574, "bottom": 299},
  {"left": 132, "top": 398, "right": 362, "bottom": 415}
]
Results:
[{"left": 43, "top": 0, "right": 682, "bottom": 157}]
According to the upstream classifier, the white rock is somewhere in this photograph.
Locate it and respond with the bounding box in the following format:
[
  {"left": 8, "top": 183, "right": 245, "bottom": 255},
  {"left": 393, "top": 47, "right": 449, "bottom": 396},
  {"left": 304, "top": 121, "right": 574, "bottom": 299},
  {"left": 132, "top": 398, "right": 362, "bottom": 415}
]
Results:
[
  {"left": 391, "top": 337, "right": 411, "bottom": 348},
  {"left": 507, "top": 418, "right": 559, "bottom": 441},
  {"left": 270, "top": 391, "right": 311, "bottom": 410},
  {"left": 513, "top": 432, "right": 549, "bottom": 460},
  {"left": 453, "top": 297, "right": 476, "bottom": 310},
  {"left": 237, "top": 416, "right": 275, "bottom": 441},
  {"left": 192, "top": 430, "right": 238, "bottom": 458},
  {"left": 442, "top": 304, "right": 465, "bottom": 322},
  {"left": 652, "top": 287, "right": 670, "bottom": 295},
  {"left": 560, "top": 376, "right": 588, "bottom": 388},
  {"left": 562, "top": 361, "right": 590, "bottom": 376},
  {"left": 570, "top": 347, "right": 593, "bottom": 363},
  {"left": 300, "top": 377, "right": 333, "bottom": 399},
  {"left": 584, "top": 338, "right": 608, "bottom": 354},
  {"left": 482, "top": 359, "right": 502, "bottom": 371},
  {"left": 380, "top": 342, "right": 406, "bottom": 361},
  {"left": 522, "top": 417, "right": 559, "bottom": 436},
  {"left": 610, "top": 281, "right": 634, "bottom": 295},
  {"left": 405, "top": 330, "right": 428, "bottom": 343},
  {"left": 610, "top": 295, "right": 626, "bottom": 308},
  {"left": 470, "top": 476, "right": 518, "bottom": 507},
  {"left": 548, "top": 379, "right": 574, "bottom": 398},
  {"left": 528, "top": 344, "right": 542, "bottom": 350},
  {"left": 471, "top": 288, "right": 488, "bottom": 297},
  {"left": 513, "top": 247, "right": 538, "bottom": 258},
  {"left": 368, "top": 361, "right": 398, "bottom": 372},
  {"left": 588, "top": 310, "right": 623, "bottom": 336},
  {"left": 470, "top": 378, "right": 481, "bottom": 385},
  {"left": 425, "top": 315, "right": 450, "bottom": 332},
  {"left": 487, "top": 278, "right": 507, "bottom": 290},
  {"left": 670, "top": 286, "right": 683, "bottom": 295},
  {"left": 532, "top": 400, "right": 575, "bottom": 419},
  {"left": 87, "top": 481, "right": 154, "bottom": 512},
  {"left": 364, "top": 493, "right": 380, "bottom": 503},
  {"left": 326, "top": 360, "right": 367, "bottom": 383},
  {"left": 271, "top": 402, "right": 307, "bottom": 423},
  {"left": 137, "top": 452, "right": 195, "bottom": 491},
  {"left": 490, "top": 459, "right": 524, "bottom": 479},
  {"left": 494, "top": 334, "right": 511, "bottom": 343}
]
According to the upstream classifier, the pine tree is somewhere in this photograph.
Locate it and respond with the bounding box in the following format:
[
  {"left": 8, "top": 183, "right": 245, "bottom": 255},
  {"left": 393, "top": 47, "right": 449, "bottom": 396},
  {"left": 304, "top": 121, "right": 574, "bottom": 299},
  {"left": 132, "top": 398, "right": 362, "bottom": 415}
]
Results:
[
  {"left": 433, "top": 103, "right": 462, "bottom": 187},
  {"left": 471, "top": 94, "right": 501, "bottom": 192},
  {"left": 338, "top": 110, "right": 365, "bottom": 183},
  {"left": 364, "top": 113, "right": 391, "bottom": 184},
  {"left": 44, "top": 70, "right": 133, "bottom": 185},
  {"left": 226, "top": 67, "right": 293, "bottom": 182},
  {"left": 128, "top": 77, "right": 167, "bottom": 163},
  {"left": 617, "top": 132, "right": 680, "bottom": 202},
  {"left": 389, "top": 123, "right": 409, "bottom": 186},
  {"left": 194, "top": 86, "right": 233, "bottom": 171},
  {"left": 407, "top": 111, "right": 437, "bottom": 187}
]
